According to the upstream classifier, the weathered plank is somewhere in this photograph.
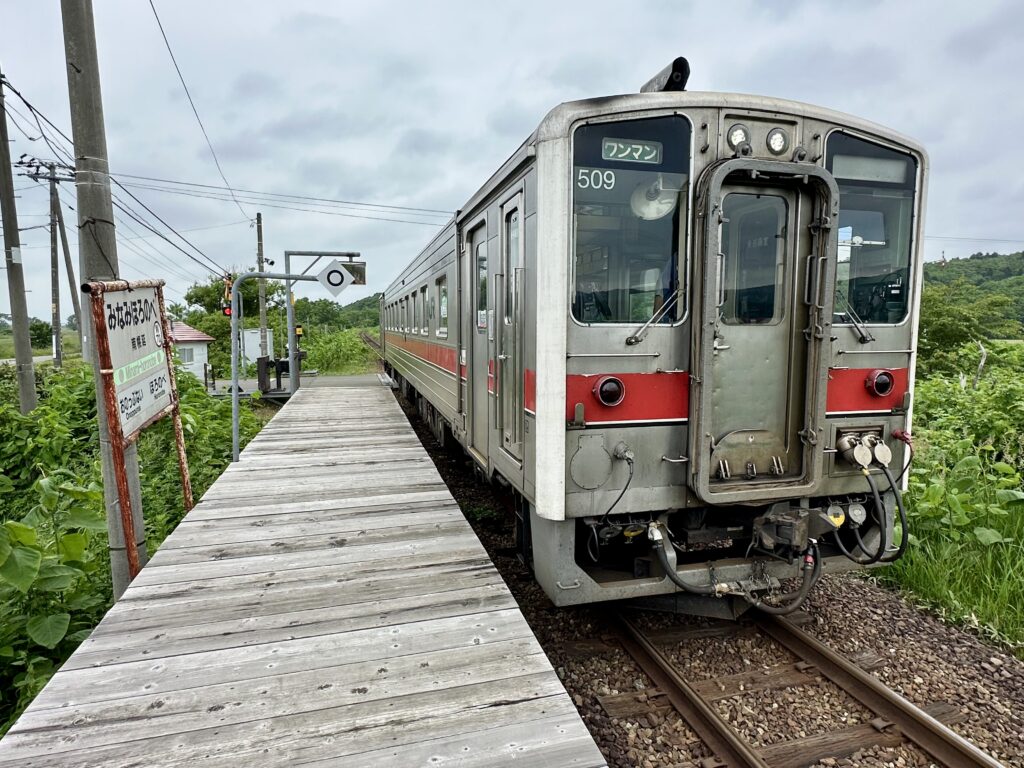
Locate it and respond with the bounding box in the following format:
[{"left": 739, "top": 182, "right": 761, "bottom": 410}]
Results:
[{"left": 0, "top": 384, "right": 605, "bottom": 767}]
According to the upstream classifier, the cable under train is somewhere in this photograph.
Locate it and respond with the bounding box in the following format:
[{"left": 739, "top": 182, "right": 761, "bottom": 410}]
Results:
[{"left": 382, "top": 57, "right": 927, "bottom": 617}]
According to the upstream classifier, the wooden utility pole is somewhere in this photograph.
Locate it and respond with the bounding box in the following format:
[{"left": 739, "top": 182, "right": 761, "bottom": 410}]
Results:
[
  {"left": 0, "top": 65, "right": 38, "bottom": 413},
  {"left": 257, "top": 212, "right": 267, "bottom": 357},
  {"left": 54, "top": 191, "right": 83, "bottom": 348},
  {"left": 49, "top": 164, "right": 63, "bottom": 367},
  {"left": 62, "top": 0, "right": 148, "bottom": 597}
]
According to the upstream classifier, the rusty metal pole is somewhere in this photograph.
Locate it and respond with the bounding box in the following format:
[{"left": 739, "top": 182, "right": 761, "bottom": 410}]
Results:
[
  {"left": 88, "top": 288, "right": 141, "bottom": 579},
  {"left": 156, "top": 286, "right": 194, "bottom": 512}
]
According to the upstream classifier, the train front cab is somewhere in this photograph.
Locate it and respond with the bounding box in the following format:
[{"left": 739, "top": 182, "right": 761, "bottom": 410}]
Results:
[{"left": 529, "top": 98, "right": 925, "bottom": 616}]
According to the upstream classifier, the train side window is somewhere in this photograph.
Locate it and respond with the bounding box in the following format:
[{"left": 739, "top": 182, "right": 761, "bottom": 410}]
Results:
[
  {"left": 476, "top": 241, "right": 488, "bottom": 331},
  {"left": 420, "top": 287, "right": 428, "bottom": 335},
  {"left": 827, "top": 132, "right": 917, "bottom": 325},
  {"left": 411, "top": 292, "right": 418, "bottom": 334},
  {"left": 720, "top": 193, "right": 787, "bottom": 326},
  {"left": 505, "top": 209, "right": 520, "bottom": 323},
  {"left": 436, "top": 276, "right": 448, "bottom": 338}
]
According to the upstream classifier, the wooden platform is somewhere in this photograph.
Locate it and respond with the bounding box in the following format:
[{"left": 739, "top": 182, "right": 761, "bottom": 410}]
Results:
[{"left": 0, "top": 385, "right": 606, "bottom": 767}]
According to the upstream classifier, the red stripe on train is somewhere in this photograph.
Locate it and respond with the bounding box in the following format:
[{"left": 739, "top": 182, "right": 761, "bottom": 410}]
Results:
[
  {"left": 563, "top": 371, "right": 689, "bottom": 423},
  {"left": 826, "top": 367, "right": 908, "bottom": 414},
  {"left": 385, "top": 333, "right": 458, "bottom": 373}
]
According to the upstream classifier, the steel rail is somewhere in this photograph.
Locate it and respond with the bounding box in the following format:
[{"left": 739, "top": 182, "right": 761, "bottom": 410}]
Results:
[
  {"left": 757, "top": 615, "right": 1006, "bottom": 768},
  {"left": 616, "top": 615, "right": 770, "bottom": 768}
]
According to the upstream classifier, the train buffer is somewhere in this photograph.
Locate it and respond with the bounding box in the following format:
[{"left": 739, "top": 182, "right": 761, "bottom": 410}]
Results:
[{"left": 0, "top": 382, "right": 606, "bottom": 767}]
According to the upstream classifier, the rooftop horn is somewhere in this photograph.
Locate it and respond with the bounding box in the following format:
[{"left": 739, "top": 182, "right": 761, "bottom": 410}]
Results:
[{"left": 640, "top": 57, "right": 690, "bottom": 93}]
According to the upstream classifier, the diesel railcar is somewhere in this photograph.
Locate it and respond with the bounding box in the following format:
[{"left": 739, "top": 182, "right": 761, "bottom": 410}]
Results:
[{"left": 382, "top": 58, "right": 927, "bottom": 617}]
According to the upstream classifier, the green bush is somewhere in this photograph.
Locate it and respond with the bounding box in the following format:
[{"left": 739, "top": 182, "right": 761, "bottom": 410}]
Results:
[
  {"left": 303, "top": 327, "right": 378, "bottom": 375},
  {"left": 884, "top": 350, "right": 1024, "bottom": 654},
  {"left": 0, "top": 362, "right": 263, "bottom": 733}
]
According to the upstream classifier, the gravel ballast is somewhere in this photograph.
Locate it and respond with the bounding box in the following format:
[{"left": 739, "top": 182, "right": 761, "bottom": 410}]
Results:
[{"left": 395, "top": 391, "right": 1024, "bottom": 768}]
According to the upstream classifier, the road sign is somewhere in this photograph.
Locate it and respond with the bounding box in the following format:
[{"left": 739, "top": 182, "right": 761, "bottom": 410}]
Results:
[{"left": 317, "top": 259, "right": 355, "bottom": 297}]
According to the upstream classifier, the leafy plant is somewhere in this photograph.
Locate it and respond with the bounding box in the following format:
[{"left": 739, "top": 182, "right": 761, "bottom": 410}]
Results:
[{"left": 0, "top": 361, "right": 266, "bottom": 734}]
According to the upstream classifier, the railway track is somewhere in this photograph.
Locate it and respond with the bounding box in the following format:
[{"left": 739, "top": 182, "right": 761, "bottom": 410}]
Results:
[
  {"left": 359, "top": 331, "right": 383, "bottom": 357},
  {"left": 610, "top": 612, "right": 1006, "bottom": 768}
]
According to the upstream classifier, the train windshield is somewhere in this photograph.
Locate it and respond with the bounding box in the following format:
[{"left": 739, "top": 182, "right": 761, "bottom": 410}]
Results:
[
  {"left": 572, "top": 115, "right": 691, "bottom": 324},
  {"left": 826, "top": 133, "right": 917, "bottom": 325}
]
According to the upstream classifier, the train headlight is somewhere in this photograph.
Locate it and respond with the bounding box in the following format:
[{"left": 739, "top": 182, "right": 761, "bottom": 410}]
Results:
[
  {"left": 726, "top": 123, "right": 750, "bottom": 150},
  {"left": 767, "top": 128, "right": 789, "bottom": 155},
  {"left": 593, "top": 376, "right": 625, "bottom": 407},
  {"left": 865, "top": 369, "right": 895, "bottom": 397}
]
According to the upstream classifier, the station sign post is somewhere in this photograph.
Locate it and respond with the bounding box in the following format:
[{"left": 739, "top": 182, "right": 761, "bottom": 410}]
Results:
[{"left": 85, "top": 279, "right": 194, "bottom": 579}]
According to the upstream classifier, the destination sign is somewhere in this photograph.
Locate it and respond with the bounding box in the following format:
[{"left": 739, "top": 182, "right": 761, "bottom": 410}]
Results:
[{"left": 601, "top": 138, "right": 663, "bottom": 164}]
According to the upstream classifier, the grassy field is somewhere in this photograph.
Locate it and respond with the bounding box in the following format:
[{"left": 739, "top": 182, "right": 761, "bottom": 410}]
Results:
[{"left": 0, "top": 328, "right": 81, "bottom": 359}]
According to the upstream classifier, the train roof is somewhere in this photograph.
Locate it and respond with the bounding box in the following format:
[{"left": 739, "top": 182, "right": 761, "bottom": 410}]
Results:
[
  {"left": 452, "top": 90, "right": 926, "bottom": 228},
  {"left": 534, "top": 90, "right": 926, "bottom": 156}
]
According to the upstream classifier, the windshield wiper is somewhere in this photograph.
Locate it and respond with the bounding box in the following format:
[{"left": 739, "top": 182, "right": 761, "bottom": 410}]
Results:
[
  {"left": 839, "top": 297, "right": 875, "bottom": 344},
  {"left": 625, "top": 288, "right": 681, "bottom": 345}
]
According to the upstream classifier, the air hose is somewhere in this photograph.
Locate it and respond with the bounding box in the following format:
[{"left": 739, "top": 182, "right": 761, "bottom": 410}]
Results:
[
  {"left": 650, "top": 524, "right": 821, "bottom": 613},
  {"left": 742, "top": 542, "right": 821, "bottom": 615},
  {"left": 878, "top": 463, "right": 909, "bottom": 563},
  {"left": 649, "top": 524, "right": 718, "bottom": 595},
  {"left": 834, "top": 468, "right": 889, "bottom": 564}
]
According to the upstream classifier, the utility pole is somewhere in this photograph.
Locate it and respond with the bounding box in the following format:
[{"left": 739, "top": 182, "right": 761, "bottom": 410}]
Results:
[
  {"left": 0, "top": 64, "right": 38, "bottom": 413},
  {"left": 49, "top": 164, "right": 62, "bottom": 367},
  {"left": 62, "top": 0, "right": 148, "bottom": 597},
  {"left": 257, "top": 211, "right": 267, "bottom": 357},
  {"left": 54, "top": 189, "right": 83, "bottom": 348}
]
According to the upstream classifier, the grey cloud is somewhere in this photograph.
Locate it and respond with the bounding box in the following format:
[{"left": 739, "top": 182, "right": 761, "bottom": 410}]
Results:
[{"left": 230, "top": 71, "right": 284, "bottom": 101}]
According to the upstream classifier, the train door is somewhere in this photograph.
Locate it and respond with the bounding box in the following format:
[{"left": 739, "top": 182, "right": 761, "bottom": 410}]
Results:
[
  {"left": 498, "top": 195, "right": 524, "bottom": 461},
  {"left": 468, "top": 224, "right": 490, "bottom": 460},
  {"left": 691, "top": 161, "right": 838, "bottom": 504}
]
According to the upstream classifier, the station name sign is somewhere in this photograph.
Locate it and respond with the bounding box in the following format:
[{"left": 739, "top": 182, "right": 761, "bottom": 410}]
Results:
[{"left": 101, "top": 288, "right": 173, "bottom": 439}]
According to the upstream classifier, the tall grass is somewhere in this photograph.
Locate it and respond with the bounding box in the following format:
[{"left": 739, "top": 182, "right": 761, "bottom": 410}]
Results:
[{"left": 883, "top": 366, "right": 1024, "bottom": 654}]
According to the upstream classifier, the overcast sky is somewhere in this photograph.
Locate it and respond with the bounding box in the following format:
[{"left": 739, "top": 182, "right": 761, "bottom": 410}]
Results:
[{"left": 2, "top": 0, "right": 1022, "bottom": 321}]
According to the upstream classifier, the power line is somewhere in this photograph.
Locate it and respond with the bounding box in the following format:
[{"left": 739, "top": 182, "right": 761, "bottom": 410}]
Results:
[
  {"left": 116, "top": 180, "right": 449, "bottom": 227},
  {"left": 924, "top": 235, "right": 1024, "bottom": 245},
  {"left": 2, "top": 79, "right": 230, "bottom": 274},
  {"left": 147, "top": 0, "right": 249, "bottom": 219},
  {"left": 110, "top": 171, "right": 454, "bottom": 216}
]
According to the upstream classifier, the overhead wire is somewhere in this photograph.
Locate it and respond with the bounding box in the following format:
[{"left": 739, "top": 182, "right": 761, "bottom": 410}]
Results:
[
  {"left": 56, "top": 184, "right": 201, "bottom": 287},
  {"left": 109, "top": 171, "right": 454, "bottom": 216},
  {"left": 147, "top": 0, "right": 249, "bottom": 219},
  {"left": 2, "top": 76, "right": 229, "bottom": 275},
  {"left": 115, "top": 180, "right": 451, "bottom": 226}
]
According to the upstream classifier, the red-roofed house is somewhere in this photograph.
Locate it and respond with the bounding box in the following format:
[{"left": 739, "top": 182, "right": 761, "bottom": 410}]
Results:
[{"left": 168, "top": 320, "right": 215, "bottom": 380}]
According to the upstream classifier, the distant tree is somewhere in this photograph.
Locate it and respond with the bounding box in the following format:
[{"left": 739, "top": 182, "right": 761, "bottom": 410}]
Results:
[
  {"left": 167, "top": 302, "right": 188, "bottom": 321},
  {"left": 65, "top": 313, "right": 79, "bottom": 331},
  {"left": 28, "top": 319, "right": 52, "bottom": 348},
  {"left": 0, "top": 312, "right": 10, "bottom": 331},
  {"left": 184, "top": 270, "right": 284, "bottom": 316},
  {"left": 918, "top": 279, "right": 1021, "bottom": 374}
]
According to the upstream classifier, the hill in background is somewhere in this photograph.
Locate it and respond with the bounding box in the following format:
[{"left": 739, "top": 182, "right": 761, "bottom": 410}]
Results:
[{"left": 924, "top": 251, "right": 1024, "bottom": 329}]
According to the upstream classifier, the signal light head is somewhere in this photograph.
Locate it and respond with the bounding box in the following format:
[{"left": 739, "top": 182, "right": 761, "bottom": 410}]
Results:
[
  {"left": 593, "top": 376, "right": 625, "bottom": 407},
  {"left": 222, "top": 304, "right": 232, "bottom": 317},
  {"left": 865, "top": 369, "right": 894, "bottom": 397}
]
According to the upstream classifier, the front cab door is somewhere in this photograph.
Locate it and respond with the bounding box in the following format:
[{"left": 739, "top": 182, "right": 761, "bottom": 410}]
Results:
[{"left": 691, "top": 159, "right": 840, "bottom": 504}]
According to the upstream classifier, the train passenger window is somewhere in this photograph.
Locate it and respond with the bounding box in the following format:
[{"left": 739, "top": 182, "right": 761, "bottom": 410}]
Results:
[
  {"left": 411, "top": 292, "right": 418, "bottom": 334},
  {"left": 476, "top": 242, "right": 488, "bottom": 331},
  {"left": 720, "top": 194, "right": 787, "bottom": 325},
  {"left": 571, "top": 115, "right": 690, "bottom": 324},
  {"left": 827, "top": 133, "right": 917, "bottom": 325},
  {"left": 505, "top": 210, "right": 520, "bottom": 324},
  {"left": 420, "top": 287, "right": 428, "bottom": 335},
  {"left": 436, "top": 276, "right": 448, "bottom": 338}
]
